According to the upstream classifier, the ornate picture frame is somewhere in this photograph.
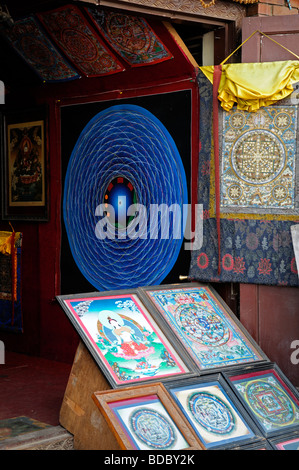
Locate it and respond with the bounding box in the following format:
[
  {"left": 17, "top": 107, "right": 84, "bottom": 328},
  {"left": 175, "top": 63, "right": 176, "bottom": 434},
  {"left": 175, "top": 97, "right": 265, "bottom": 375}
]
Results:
[
  {"left": 1, "top": 107, "right": 48, "bottom": 221},
  {"left": 56, "top": 288, "right": 198, "bottom": 389},
  {"left": 92, "top": 382, "right": 205, "bottom": 450},
  {"left": 139, "top": 282, "right": 268, "bottom": 373}
]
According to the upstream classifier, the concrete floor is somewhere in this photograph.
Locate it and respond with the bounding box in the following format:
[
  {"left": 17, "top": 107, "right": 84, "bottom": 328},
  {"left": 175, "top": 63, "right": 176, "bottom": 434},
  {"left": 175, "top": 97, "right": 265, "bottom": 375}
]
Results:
[{"left": 0, "top": 351, "right": 72, "bottom": 426}]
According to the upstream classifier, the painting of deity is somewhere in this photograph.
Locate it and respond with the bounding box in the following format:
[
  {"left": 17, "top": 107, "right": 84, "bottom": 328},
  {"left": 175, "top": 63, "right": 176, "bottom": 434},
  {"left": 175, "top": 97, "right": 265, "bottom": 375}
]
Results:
[
  {"left": 7, "top": 120, "right": 45, "bottom": 206},
  {"left": 224, "top": 363, "right": 299, "bottom": 438},
  {"left": 2, "top": 108, "right": 48, "bottom": 221},
  {"left": 93, "top": 383, "right": 205, "bottom": 450},
  {"left": 57, "top": 290, "right": 195, "bottom": 388},
  {"left": 140, "top": 283, "right": 267, "bottom": 372},
  {"left": 165, "top": 374, "right": 262, "bottom": 449}
]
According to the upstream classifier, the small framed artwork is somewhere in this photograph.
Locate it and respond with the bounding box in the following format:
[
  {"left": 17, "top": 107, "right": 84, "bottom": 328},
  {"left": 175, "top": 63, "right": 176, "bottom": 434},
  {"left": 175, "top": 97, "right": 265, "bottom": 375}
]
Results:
[
  {"left": 92, "top": 383, "right": 205, "bottom": 450},
  {"left": 1, "top": 107, "right": 48, "bottom": 221},
  {"left": 223, "top": 362, "right": 299, "bottom": 438},
  {"left": 56, "top": 289, "right": 198, "bottom": 388},
  {"left": 139, "top": 282, "right": 268, "bottom": 373},
  {"left": 164, "top": 373, "right": 263, "bottom": 449},
  {"left": 268, "top": 431, "right": 299, "bottom": 450}
]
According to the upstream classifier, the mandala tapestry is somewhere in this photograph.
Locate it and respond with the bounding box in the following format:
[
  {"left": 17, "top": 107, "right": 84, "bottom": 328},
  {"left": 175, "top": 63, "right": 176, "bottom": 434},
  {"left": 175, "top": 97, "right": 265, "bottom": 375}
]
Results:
[
  {"left": 189, "top": 68, "right": 299, "bottom": 286},
  {"left": 2, "top": 16, "right": 80, "bottom": 83},
  {"left": 86, "top": 8, "right": 173, "bottom": 67},
  {"left": 37, "top": 5, "right": 125, "bottom": 77},
  {"left": 0, "top": 231, "right": 22, "bottom": 332}
]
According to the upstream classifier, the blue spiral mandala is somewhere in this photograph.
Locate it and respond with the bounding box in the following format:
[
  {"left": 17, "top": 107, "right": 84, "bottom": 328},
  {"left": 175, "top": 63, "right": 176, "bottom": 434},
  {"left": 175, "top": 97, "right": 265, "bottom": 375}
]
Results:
[{"left": 63, "top": 104, "right": 188, "bottom": 291}]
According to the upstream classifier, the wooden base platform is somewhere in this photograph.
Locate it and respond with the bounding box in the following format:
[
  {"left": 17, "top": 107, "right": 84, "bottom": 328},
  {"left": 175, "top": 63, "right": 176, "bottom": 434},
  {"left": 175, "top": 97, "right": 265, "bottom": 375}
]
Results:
[{"left": 59, "top": 341, "right": 120, "bottom": 450}]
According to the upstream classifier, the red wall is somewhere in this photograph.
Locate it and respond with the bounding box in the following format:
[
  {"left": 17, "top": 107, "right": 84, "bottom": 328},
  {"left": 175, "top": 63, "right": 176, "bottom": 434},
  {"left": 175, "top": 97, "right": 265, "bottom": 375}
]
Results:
[{"left": 0, "top": 20, "right": 199, "bottom": 363}]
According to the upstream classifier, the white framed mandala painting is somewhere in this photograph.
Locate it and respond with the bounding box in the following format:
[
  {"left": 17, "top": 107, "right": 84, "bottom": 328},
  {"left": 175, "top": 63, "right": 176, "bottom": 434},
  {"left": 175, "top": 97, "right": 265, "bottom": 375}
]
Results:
[
  {"left": 165, "top": 374, "right": 263, "bottom": 449},
  {"left": 92, "top": 383, "right": 205, "bottom": 450}
]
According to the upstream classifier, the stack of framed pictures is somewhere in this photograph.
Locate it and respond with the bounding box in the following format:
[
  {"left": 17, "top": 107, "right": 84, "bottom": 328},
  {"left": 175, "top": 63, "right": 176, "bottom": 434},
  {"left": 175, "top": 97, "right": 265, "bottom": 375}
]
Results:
[{"left": 57, "top": 282, "right": 299, "bottom": 450}]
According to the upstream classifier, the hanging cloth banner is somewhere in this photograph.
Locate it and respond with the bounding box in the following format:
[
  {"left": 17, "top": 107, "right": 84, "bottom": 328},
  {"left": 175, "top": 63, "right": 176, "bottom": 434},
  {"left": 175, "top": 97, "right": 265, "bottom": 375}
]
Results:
[
  {"left": 0, "top": 229, "right": 23, "bottom": 332},
  {"left": 189, "top": 51, "right": 299, "bottom": 286},
  {"left": 201, "top": 60, "right": 299, "bottom": 112},
  {"left": 201, "top": 30, "right": 299, "bottom": 111}
]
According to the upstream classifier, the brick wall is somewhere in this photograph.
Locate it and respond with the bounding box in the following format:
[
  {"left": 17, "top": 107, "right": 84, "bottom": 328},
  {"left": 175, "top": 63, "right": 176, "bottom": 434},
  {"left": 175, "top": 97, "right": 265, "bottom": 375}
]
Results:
[{"left": 247, "top": 0, "right": 299, "bottom": 16}]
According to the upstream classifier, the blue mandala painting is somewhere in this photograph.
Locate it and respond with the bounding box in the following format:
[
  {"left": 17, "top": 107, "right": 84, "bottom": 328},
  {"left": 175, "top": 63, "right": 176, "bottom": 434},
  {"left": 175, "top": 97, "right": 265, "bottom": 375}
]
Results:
[{"left": 63, "top": 104, "right": 188, "bottom": 291}]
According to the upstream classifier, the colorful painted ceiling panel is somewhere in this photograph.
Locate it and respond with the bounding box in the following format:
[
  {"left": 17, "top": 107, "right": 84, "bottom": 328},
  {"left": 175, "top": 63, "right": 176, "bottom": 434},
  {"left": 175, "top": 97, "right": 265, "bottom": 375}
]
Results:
[
  {"left": 86, "top": 7, "right": 173, "bottom": 67},
  {"left": 2, "top": 15, "right": 80, "bottom": 83},
  {"left": 37, "top": 4, "right": 125, "bottom": 77}
]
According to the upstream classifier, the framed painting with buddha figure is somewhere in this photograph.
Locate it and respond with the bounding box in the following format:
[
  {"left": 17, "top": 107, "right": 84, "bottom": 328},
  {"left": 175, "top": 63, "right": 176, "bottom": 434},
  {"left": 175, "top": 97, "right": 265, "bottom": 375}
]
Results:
[{"left": 56, "top": 288, "right": 198, "bottom": 388}]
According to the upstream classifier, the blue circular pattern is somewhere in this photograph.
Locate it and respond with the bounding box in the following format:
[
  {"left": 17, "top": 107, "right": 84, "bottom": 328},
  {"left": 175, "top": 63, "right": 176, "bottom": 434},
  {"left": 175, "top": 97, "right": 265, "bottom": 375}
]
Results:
[
  {"left": 188, "top": 391, "right": 235, "bottom": 435},
  {"left": 63, "top": 104, "right": 188, "bottom": 291},
  {"left": 130, "top": 408, "right": 176, "bottom": 449}
]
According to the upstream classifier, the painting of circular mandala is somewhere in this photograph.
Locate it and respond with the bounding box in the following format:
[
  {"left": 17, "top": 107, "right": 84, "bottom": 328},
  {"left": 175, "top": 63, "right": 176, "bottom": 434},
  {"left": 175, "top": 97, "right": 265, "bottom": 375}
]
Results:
[
  {"left": 174, "top": 303, "right": 230, "bottom": 347},
  {"left": 63, "top": 104, "right": 187, "bottom": 291},
  {"left": 188, "top": 391, "right": 235, "bottom": 435},
  {"left": 221, "top": 106, "right": 297, "bottom": 211},
  {"left": 130, "top": 408, "right": 176, "bottom": 449},
  {"left": 244, "top": 380, "right": 297, "bottom": 427}
]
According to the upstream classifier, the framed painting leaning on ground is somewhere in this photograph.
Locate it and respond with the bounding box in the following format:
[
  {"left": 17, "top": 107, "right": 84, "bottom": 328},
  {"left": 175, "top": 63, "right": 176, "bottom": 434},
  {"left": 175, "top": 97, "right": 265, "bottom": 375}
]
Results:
[
  {"left": 1, "top": 106, "right": 48, "bottom": 221},
  {"left": 56, "top": 289, "right": 198, "bottom": 389},
  {"left": 139, "top": 282, "right": 268, "bottom": 373},
  {"left": 92, "top": 383, "right": 205, "bottom": 450},
  {"left": 223, "top": 362, "right": 299, "bottom": 438}
]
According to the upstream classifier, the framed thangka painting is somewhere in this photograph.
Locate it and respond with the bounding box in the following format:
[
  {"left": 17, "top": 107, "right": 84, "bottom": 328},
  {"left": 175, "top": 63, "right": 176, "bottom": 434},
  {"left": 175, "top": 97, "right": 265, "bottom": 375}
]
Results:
[
  {"left": 164, "top": 374, "right": 263, "bottom": 449},
  {"left": 139, "top": 283, "right": 268, "bottom": 373},
  {"left": 56, "top": 289, "right": 197, "bottom": 388},
  {"left": 92, "top": 383, "right": 205, "bottom": 450},
  {"left": 2, "top": 107, "right": 48, "bottom": 220},
  {"left": 223, "top": 362, "right": 299, "bottom": 438}
]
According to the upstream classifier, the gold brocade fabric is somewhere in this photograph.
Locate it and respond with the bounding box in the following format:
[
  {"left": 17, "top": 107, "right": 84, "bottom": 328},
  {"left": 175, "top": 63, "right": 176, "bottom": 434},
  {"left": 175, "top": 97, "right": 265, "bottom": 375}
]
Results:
[
  {"left": 0, "top": 231, "right": 21, "bottom": 255},
  {"left": 0, "top": 232, "right": 14, "bottom": 255},
  {"left": 200, "top": 61, "right": 299, "bottom": 111}
]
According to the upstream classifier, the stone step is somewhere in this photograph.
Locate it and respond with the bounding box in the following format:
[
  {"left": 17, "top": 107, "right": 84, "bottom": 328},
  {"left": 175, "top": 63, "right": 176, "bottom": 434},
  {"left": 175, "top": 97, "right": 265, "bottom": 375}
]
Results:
[{"left": 0, "top": 425, "right": 74, "bottom": 450}]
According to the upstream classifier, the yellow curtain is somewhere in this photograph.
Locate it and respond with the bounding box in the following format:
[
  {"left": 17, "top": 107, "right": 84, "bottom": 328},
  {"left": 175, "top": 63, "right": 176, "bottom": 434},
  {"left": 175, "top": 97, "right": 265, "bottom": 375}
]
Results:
[{"left": 200, "top": 61, "right": 299, "bottom": 112}]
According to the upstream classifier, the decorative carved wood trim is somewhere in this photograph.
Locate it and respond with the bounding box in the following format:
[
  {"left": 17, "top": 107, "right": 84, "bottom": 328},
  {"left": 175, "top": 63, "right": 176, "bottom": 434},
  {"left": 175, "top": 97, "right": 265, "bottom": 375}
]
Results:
[{"left": 77, "top": 0, "right": 247, "bottom": 29}]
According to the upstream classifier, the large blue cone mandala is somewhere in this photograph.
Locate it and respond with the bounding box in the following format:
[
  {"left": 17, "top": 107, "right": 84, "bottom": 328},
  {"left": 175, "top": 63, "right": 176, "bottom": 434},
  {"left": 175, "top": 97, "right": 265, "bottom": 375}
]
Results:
[{"left": 63, "top": 104, "right": 187, "bottom": 291}]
